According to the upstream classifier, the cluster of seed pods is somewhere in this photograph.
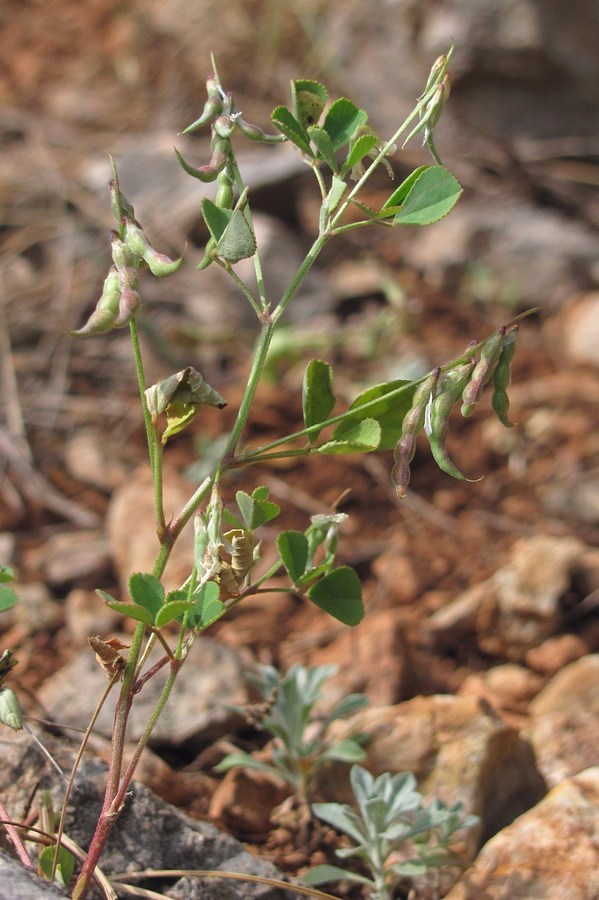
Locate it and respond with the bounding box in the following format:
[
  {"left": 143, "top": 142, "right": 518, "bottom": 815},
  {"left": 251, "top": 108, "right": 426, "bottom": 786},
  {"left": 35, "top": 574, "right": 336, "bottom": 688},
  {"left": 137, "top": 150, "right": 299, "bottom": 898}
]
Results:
[
  {"left": 71, "top": 200, "right": 182, "bottom": 337},
  {"left": 392, "top": 326, "right": 519, "bottom": 496}
]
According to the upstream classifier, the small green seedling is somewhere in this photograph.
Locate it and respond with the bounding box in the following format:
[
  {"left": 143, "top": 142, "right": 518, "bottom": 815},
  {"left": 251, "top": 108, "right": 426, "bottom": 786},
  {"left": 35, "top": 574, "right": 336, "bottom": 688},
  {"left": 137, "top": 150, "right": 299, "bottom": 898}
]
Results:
[
  {"left": 216, "top": 663, "right": 368, "bottom": 809},
  {"left": 306, "top": 765, "right": 479, "bottom": 899}
]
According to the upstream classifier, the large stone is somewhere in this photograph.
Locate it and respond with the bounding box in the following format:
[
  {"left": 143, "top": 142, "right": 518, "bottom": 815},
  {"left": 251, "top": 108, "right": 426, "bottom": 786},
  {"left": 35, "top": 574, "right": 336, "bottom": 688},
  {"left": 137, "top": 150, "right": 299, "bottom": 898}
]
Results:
[
  {"left": 0, "top": 727, "right": 296, "bottom": 899},
  {"left": 526, "top": 655, "right": 599, "bottom": 787},
  {"left": 476, "top": 535, "right": 584, "bottom": 661},
  {"left": 0, "top": 852, "right": 67, "bottom": 899},
  {"left": 445, "top": 768, "right": 599, "bottom": 899},
  {"left": 37, "top": 634, "right": 248, "bottom": 752}
]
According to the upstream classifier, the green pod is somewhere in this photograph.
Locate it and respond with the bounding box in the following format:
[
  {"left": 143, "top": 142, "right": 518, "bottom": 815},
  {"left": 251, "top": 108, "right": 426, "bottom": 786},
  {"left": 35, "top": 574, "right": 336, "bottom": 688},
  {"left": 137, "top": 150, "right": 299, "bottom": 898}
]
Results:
[
  {"left": 427, "top": 362, "right": 475, "bottom": 480},
  {"left": 236, "top": 117, "right": 287, "bottom": 143},
  {"left": 492, "top": 327, "right": 518, "bottom": 427},
  {"left": 215, "top": 169, "right": 234, "bottom": 209},
  {"left": 182, "top": 77, "right": 224, "bottom": 134},
  {"left": 110, "top": 230, "right": 136, "bottom": 270},
  {"left": 461, "top": 329, "right": 505, "bottom": 417},
  {"left": 392, "top": 370, "right": 439, "bottom": 498},
  {"left": 70, "top": 266, "right": 121, "bottom": 337},
  {"left": 123, "top": 218, "right": 182, "bottom": 277},
  {"left": 213, "top": 115, "right": 236, "bottom": 140}
]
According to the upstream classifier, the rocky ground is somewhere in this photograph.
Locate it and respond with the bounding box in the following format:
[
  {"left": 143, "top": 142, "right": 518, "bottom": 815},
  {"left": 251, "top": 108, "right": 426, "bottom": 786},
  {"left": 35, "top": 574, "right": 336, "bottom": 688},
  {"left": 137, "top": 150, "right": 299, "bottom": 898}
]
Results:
[{"left": 1, "top": 2, "right": 599, "bottom": 898}]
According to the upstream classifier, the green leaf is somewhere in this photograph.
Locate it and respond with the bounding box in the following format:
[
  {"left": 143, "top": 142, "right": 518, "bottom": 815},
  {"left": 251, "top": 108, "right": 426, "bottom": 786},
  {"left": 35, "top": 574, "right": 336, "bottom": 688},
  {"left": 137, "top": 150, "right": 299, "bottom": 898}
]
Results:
[
  {"left": 155, "top": 600, "right": 194, "bottom": 628},
  {"left": 106, "top": 601, "right": 153, "bottom": 625},
  {"left": 277, "top": 531, "right": 309, "bottom": 583},
  {"left": 129, "top": 573, "right": 164, "bottom": 619},
  {"left": 320, "top": 739, "right": 366, "bottom": 764},
  {"left": 307, "top": 125, "right": 338, "bottom": 171},
  {"left": 326, "top": 175, "right": 347, "bottom": 213},
  {"left": 323, "top": 98, "right": 368, "bottom": 151},
  {"left": 39, "top": 845, "right": 75, "bottom": 887},
  {"left": 333, "top": 379, "right": 415, "bottom": 451},
  {"left": 236, "top": 488, "right": 281, "bottom": 529},
  {"left": 291, "top": 79, "right": 328, "bottom": 129},
  {"left": 272, "top": 106, "right": 313, "bottom": 156},
  {"left": 191, "top": 581, "right": 224, "bottom": 629},
  {"left": 308, "top": 566, "right": 364, "bottom": 626},
  {"left": 381, "top": 165, "right": 429, "bottom": 211},
  {"left": 317, "top": 418, "right": 381, "bottom": 454},
  {"left": 201, "top": 198, "right": 232, "bottom": 242},
  {"left": 393, "top": 166, "right": 462, "bottom": 226},
  {"left": 302, "top": 359, "right": 336, "bottom": 442},
  {"left": 341, "top": 132, "right": 379, "bottom": 177},
  {"left": 214, "top": 752, "right": 285, "bottom": 780},
  {"left": 0, "top": 687, "right": 22, "bottom": 730},
  {"left": 0, "top": 585, "right": 18, "bottom": 612},
  {"left": 303, "top": 864, "right": 372, "bottom": 887},
  {"left": 0, "top": 565, "right": 15, "bottom": 584},
  {"left": 217, "top": 208, "right": 257, "bottom": 263}
]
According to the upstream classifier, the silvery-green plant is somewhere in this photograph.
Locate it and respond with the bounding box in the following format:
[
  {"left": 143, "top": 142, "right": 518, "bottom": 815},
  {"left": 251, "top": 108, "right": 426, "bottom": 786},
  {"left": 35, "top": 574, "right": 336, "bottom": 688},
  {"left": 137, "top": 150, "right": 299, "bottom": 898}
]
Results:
[
  {"left": 215, "top": 662, "right": 369, "bottom": 807},
  {"left": 1, "top": 48, "right": 534, "bottom": 898},
  {"left": 305, "top": 765, "right": 479, "bottom": 899}
]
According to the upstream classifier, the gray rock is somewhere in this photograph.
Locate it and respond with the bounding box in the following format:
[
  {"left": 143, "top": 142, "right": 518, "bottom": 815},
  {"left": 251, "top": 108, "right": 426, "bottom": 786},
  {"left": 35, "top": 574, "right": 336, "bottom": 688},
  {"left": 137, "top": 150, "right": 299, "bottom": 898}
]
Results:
[
  {"left": 0, "top": 852, "right": 67, "bottom": 899},
  {"left": 37, "top": 634, "right": 247, "bottom": 751},
  {"left": 0, "top": 728, "right": 297, "bottom": 900}
]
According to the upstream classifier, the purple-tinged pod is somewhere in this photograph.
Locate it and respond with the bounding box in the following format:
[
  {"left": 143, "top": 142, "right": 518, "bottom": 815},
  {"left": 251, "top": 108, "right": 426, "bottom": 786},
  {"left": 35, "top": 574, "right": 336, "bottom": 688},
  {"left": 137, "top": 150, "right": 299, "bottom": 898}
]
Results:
[
  {"left": 110, "top": 230, "right": 137, "bottom": 271},
  {"left": 114, "top": 287, "right": 141, "bottom": 327},
  {"left": 70, "top": 266, "right": 121, "bottom": 337},
  {"left": 461, "top": 329, "right": 505, "bottom": 417},
  {"left": 492, "top": 326, "right": 519, "bottom": 427},
  {"left": 392, "top": 370, "right": 440, "bottom": 498},
  {"left": 428, "top": 362, "right": 478, "bottom": 481},
  {"left": 123, "top": 217, "right": 182, "bottom": 277},
  {"left": 181, "top": 77, "right": 224, "bottom": 134},
  {"left": 236, "top": 117, "right": 287, "bottom": 143},
  {"left": 213, "top": 115, "right": 236, "bottom": 140},
  {"left": 109, "top": 179, "right": 135, "bottom": 223}
]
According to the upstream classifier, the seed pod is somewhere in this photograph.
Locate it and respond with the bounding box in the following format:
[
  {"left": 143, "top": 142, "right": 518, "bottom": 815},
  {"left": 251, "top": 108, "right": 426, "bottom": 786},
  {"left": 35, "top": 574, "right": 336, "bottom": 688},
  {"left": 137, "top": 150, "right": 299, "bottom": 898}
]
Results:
[
  {"left": 218, "top": 561, "right": 240, "bottom": 599},
  {"left": 492, "top": 326, "right": 519, "bottom": 427},
  {"left": 123, "top": 217, "right": 182, "bottom": 277},
  {"left": 215, "top": 169, "right": 234, "bottom": 210},
  {"left": 461, "top": 329, "right": 505, "bottom": 417},
  {"left": 225, "top": 529, "right": 254, "bottom": 582},
  {"left": 236, "top": 117, "right": 287, "bottom": 143},
  {"left": 114, "top": 287, "right": 141, "bottom": 327},
  {"left": 392, "top": 370, "right": 440, "bottom": 498},
  {"left": 427, "top": 362, "right": 476, "bottom": 481},
  {"left": 213, "top": 114, "right": 236, "bottom": 140},
  {"left": 70, "top": 266, "right": 121, "bottom": 336},
  {"left": 109, "top": 179, "right": 135, "bottom": 223},
  {"left": 182, "top": 76, "right": 224, "bottom": 134},
  {"left": 109, "top": 230, "right": 136, "bottom": 270}
]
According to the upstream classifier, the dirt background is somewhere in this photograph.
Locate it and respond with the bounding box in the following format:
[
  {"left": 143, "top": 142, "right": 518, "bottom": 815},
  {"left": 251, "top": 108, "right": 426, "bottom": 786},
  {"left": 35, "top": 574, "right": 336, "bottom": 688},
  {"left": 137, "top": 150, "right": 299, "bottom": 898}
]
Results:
[{"left": 1, "top": 0, "right": 599, "bottom": 895}]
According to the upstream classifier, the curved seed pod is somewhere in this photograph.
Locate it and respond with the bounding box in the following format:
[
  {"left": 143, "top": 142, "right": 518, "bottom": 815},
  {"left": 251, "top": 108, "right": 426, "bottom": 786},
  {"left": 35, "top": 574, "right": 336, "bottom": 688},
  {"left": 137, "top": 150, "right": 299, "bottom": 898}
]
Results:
[
  {"left": 123, "top": 218, "right": 182, "bottom": 277},
  {"left": 225, "top": 529, "right": 254, "bottom": 582},
  {"left": 492, "top": 326, "right": 519, "bottom": 427},
  {"left": 218, "top": 562, "right": 240, "bottom": 599},
  {"left": 213, "top": 115, "right": 236, "bottom": 140},
  {"left": 392, "top": 369, "right": 440, "bottom": 498},
  {"left": 236, "top": 117, "right": 287, "bottom": 143},
  {"left": 110, "top": 230, "right": 137, "bottom": 270},
  {"left": 70, "top": 266, "right": 121, "bottom": 337},
  {"left": 114, "top": 287, "right": 141, "bottom": 327},
  {"left": 428, "top": 362, "right": 478, "bottom": 481},
  {"left": 461, "top": 329, "right": 505, "bottom": 417},
  {"left": 182, "top": 77, "right": 224, "bottom": 134}
]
